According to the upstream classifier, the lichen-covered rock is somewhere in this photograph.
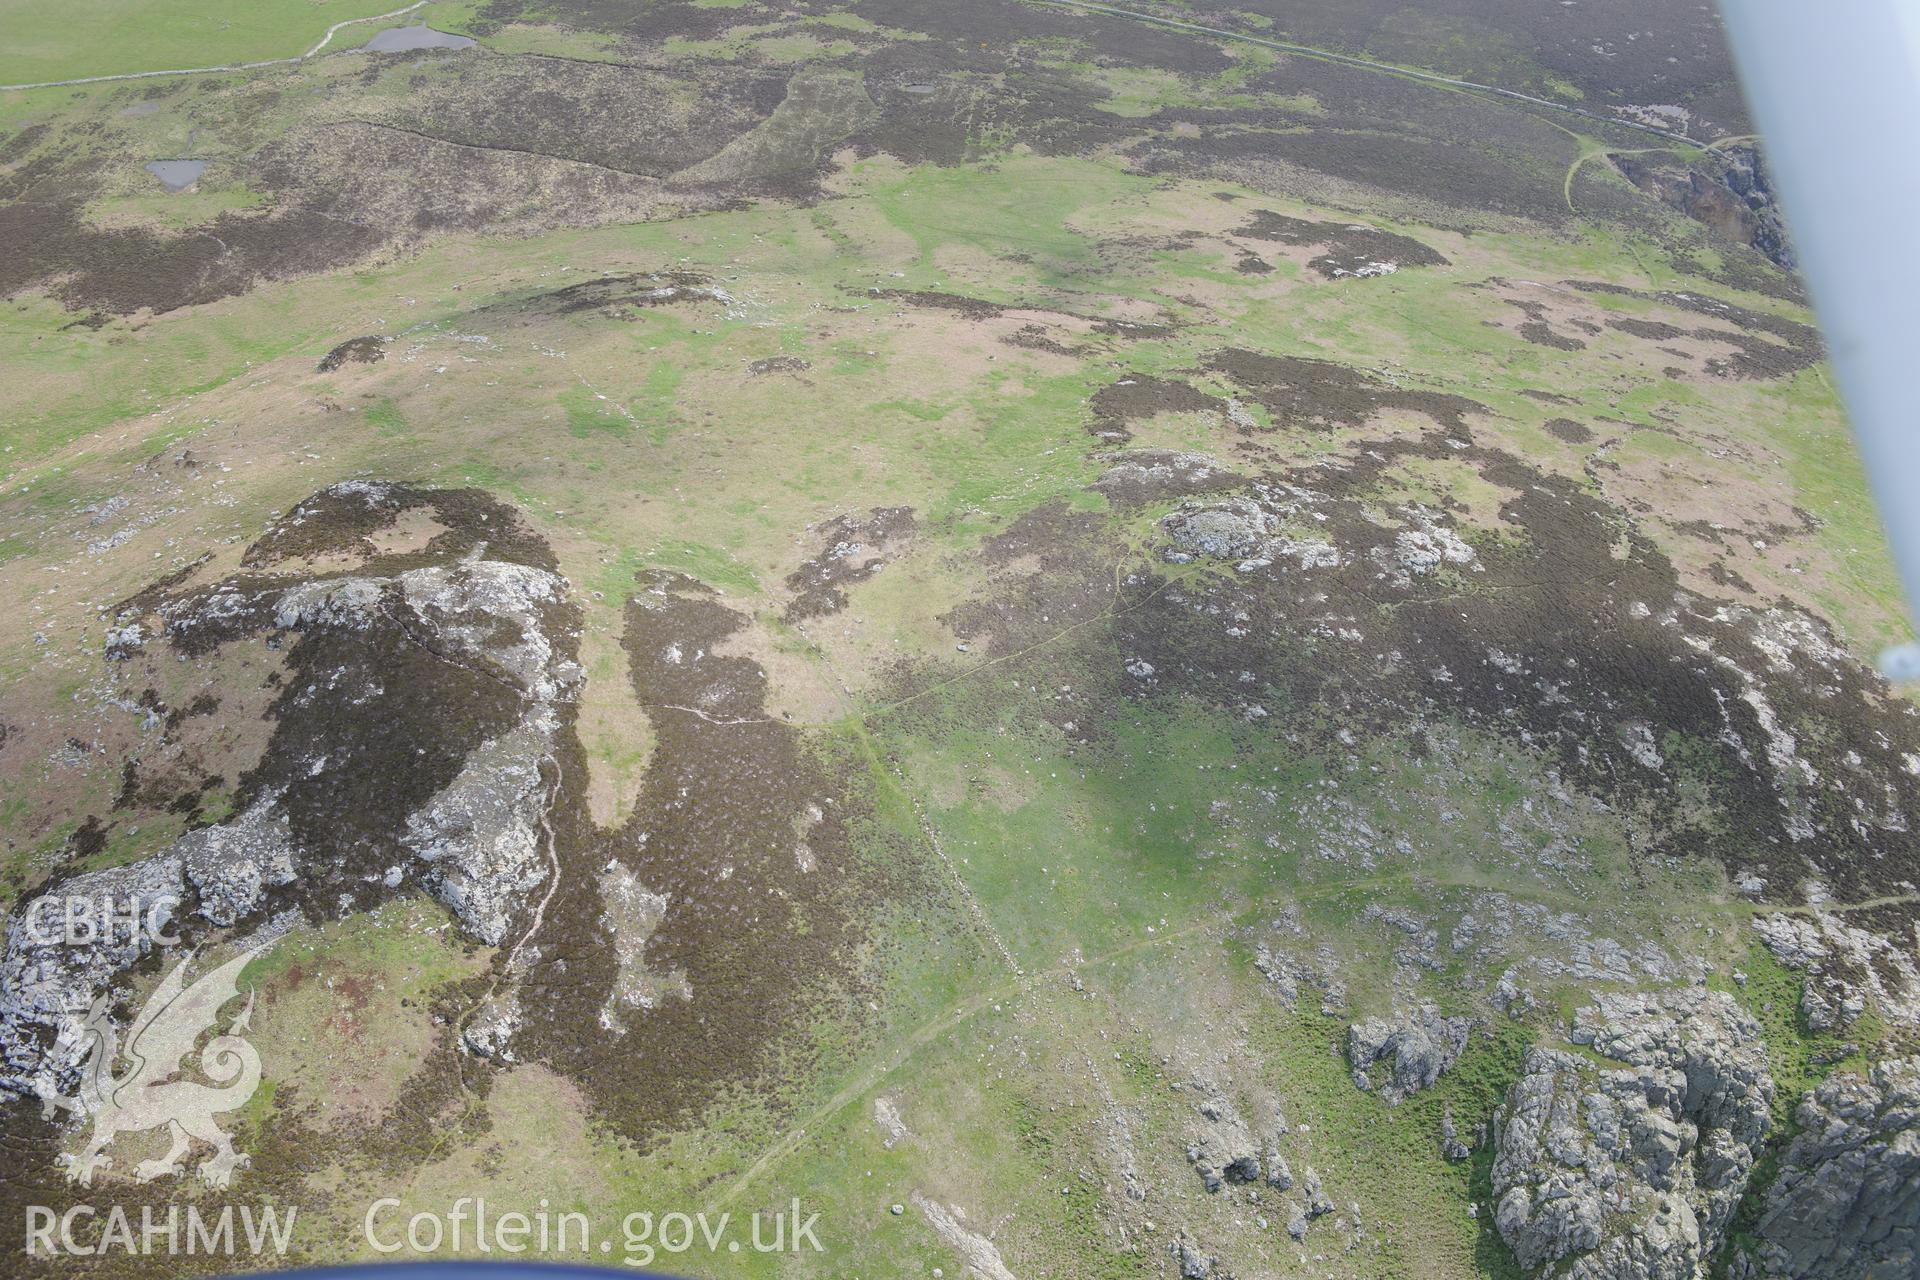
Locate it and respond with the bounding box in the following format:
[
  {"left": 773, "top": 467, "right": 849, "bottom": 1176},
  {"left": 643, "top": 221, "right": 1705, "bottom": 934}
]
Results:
[
  {"left": 1733, "top": 1057, "right": 1919, "bottom": 1280},
  {"left": 1187, "top": 1093, "right": 1262, "bottom": 1191},
  {"left": 1092, "top": 449, "right": 1244, "bottom": 505},
  {"left": 596, "top": 859, "right": 692, "bottom": 1032},
  {"left": 1751, "top": 911, "right": 1920, "bottom": 1033},
  {"left": 1490, "top": 988, "right": 1773, "bottom": 1279},
  {"left": 461, "top": 985, "right": 524, "bottom": 1063},
  {"left": 0, "top": 856, "right": 185, "bottom": 1101},
  {"left": 1373, "top": 506, "right": 1480, "bottom": 586},
  {"left": 403, "top": 709, "right": 556, "bottom": 947},
  {"left": 1348, "top": 1004, "right": 1470, "bottom": 1104},
  {"left": 914, "top": 1194, "right": 1020, "bottom": 1280},
  {"left": 179, "top": 797, "right": 297, "bottom": 927},
  {"left": 1161, "top": 498, "right": 1274, "bottom": 562}
]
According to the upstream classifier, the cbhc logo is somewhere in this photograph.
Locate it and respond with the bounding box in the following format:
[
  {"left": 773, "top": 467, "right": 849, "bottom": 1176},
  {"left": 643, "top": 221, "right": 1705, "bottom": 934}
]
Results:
[{"left": 22, "top": 894, "right": 181, "bottom": 948}]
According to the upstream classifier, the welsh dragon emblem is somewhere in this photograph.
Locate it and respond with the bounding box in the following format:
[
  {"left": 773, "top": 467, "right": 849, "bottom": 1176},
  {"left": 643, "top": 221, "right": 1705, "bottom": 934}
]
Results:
[{"left": 44, "top": 945, "right": 268, "bottom": 1188}]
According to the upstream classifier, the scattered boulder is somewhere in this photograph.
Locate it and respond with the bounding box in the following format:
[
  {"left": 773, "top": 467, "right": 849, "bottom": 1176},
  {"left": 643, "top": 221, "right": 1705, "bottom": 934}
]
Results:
[
  {"left": 1300, "top": 1166, "right": 1335, "bottom": 1219},
  {"left": 1490, "top": 988, "right": 1773, "bottom": 1280},
  {"left": 1441, "top": 1102, "right": 1470, "bottom": 1162},
  {"left": 1174, "top": 1238, "right": 1214, "bottom": 1279}
]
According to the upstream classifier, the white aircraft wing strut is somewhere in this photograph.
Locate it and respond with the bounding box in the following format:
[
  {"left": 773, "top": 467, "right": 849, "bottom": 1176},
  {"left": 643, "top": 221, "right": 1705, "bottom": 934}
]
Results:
[{"left": 1722, "top": 2, "right": 1920, "bottom": 677}]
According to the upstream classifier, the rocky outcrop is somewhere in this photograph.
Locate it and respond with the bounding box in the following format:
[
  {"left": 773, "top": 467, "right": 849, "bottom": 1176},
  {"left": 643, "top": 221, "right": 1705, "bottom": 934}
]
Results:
[
  {"left": 1733, "top": 1057, "right": 1919, "bottom": 1280},
  {"left": 1490, "top": 988, "right": 1773, "bottom": 1279},
  {"left": 913, "top": 1194, "right": 1020, "bottom": 1280},
  {"left": 0, "top": 856, "right": 186, "bottom": 1102},
  {"left": 596, "top": 859, "right": 691, "bottom": 1033},
  {"left": 1158, "top": 494, "right": 1347, "bottom": 574},
  {"left": 461, "top": 984, "right": 524, "bottom": 1063},
  {"left": 1186, "top": 1092, "right": 1262, "bottom": 1191},
  {"left": 0, "top": 796, "right": 307, "bottom": 1099},
  {"left": 1348, "top": 1004, "right": 1470, "bottom": 1104},
  {"left": 1092, "top": 450, "right": 1244, "bottom": 505},
  {"left": 1371, "top": 507, "right": 1480, "bottom": 587},
  {"left": 1613, "top": 146, "right": 1793, "bottom": 271},
  {"left": 1751, "top": 911, "right": 1920, "bottom": 1033},
  {"left": 1162, "top": 498, "right": 1274, "bottom": 562},
  {"left": 1173, "top": 1238, "right": 1214, "bottom": 1279},
  {"left": 1299, "top": 1165, "right": 1335, "bottom": 1219},
  {"left": 0, "top": 482, "right": 581, "bottom": 1103},
  {"left": 178, "top": 798, "right": 298, "bottom": 927},
  {"left": 1441, "top": 1102, "right": 1470, "bottom": 1162},
  {"left": 403, "top": 709, "right": 557, "bottom": 948},
  {"left": 1167, "top": 1051, "right": 1332, "bottom": 1240},
  {"left": 1717, "top": 145, "right": 1793, "bottom": 268},
  {"left": 1182, "top": 1088, "right": 1302, "bottom": 1213}
]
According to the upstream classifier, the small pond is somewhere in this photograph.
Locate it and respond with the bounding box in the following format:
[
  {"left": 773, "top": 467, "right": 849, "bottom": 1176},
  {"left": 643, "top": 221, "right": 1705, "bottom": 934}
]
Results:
[
  {"left": 366, "top": 25, "right": 475, "bottom": 53},
  {"left": 145, "top": 159, "right": 206, "bottom": 191}
]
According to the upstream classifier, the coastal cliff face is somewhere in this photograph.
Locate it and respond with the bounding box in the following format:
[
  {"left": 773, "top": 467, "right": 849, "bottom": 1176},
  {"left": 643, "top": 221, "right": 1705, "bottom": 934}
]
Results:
[{"left": 1615, "top": 145, "right": 1795, "bottom": 271}]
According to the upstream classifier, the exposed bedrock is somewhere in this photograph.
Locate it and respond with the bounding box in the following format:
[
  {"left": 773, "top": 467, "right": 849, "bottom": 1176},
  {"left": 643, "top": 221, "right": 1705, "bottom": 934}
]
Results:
[
  {"left": 1732, "top": 1057, "right": 1920, "bottom": 1280},
  {"left": 1348, "top": 1004, "right": 1471, "bottom": 1105},
  {"left": 0, "top": 482, "right": 582, "bottom": 1102},
  {"left": 1490, "top": 989, "right": 1773, "bottom": 1280}
]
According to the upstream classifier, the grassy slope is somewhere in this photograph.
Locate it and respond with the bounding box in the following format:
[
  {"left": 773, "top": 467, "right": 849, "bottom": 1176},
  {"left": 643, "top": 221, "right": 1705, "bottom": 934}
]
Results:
[{"left": 0, "top": 0, "right": 414, "bottom": 83}]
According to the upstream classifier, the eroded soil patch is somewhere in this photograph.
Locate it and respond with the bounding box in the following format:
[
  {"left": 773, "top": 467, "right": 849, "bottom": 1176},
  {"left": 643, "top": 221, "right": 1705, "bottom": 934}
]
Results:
[
  {"left": 784, "top": 506, "right": 917, "bottom": 622},
  {"left": 1234, "top": 208, "right": 1448, "bottom": 280}
]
